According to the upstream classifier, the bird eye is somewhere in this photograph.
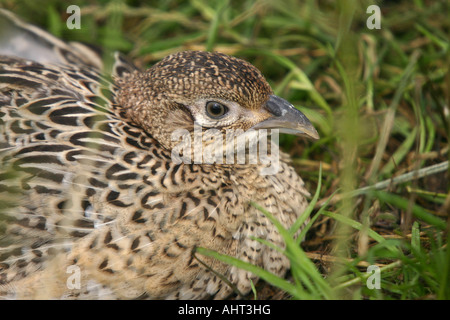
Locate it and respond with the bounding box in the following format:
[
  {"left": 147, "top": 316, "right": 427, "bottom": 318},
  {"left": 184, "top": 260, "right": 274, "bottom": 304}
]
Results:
[{"left": 205, "top": 101, "right": 228, "bottom": 119}]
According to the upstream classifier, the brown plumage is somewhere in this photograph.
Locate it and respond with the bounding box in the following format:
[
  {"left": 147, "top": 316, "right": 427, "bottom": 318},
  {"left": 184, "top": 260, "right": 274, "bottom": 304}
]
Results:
[{"left": 0, "top": 10, "right": 319, "bottom": 299}]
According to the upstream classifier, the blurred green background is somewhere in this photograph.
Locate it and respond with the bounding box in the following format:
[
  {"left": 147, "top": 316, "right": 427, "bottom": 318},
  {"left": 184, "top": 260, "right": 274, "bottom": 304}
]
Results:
[{"left": 0, "top": 0, "right": 449, "bottom": 299}]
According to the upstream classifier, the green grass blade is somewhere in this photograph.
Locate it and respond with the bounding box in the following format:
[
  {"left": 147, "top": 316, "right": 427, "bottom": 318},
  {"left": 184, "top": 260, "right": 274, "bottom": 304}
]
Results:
[
  {"left": 373, "top": 191, "right": 447, "bottom": 230},
  {"left": 205, "top": 0, "right": 229, "bottom": 52},
  {"left": 322, "top": 211, "right": 387, "bottom": 245},
  {"left": 251, "top": 201, "right": 334, "bottom": 299},
  {"left": 380, "top": 127, "right": 418, "bottom": 176},
  {"left": 296, "top": 189, "right": 339, "bottom": 245},
  {"left": 195, "top": 247, "right": 306, "bottom": 299},
  {"left": 289, "top": 162, "right": 322, "bottom": 236}
]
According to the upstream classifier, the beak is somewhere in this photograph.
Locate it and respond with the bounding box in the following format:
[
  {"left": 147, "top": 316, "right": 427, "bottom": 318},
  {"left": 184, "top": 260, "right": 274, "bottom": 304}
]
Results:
[{"left": 251, "top": 95, "right": 320, "bottom": 140}]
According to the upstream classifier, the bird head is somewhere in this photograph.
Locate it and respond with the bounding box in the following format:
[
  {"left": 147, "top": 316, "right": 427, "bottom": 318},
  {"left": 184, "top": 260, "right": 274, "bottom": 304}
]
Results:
[{"left": 115, "top": 51, "right": 319, "bottom": 163}]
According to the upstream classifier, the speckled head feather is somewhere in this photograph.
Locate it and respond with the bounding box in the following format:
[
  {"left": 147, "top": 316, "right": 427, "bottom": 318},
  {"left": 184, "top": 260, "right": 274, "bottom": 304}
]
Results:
[
  {"left": 148, "top": 51, "right": 273, "bottom": 107},
  {"left": 115, "top": 51, "right": 274, "bottom": 150}
]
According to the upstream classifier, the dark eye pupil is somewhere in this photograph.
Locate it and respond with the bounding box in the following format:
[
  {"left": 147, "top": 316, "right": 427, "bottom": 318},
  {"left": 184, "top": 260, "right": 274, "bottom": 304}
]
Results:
[
  {"left": 209, "top": 104, "right": 222, "bottom": 114},
  {"left": 206, "top": 101, "right": 227, "bottom": 118}
]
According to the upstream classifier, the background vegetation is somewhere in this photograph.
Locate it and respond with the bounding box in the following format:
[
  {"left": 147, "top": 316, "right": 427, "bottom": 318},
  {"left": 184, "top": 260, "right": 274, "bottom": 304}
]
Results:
[{"left": 1, "top": 0, "right": 449, "bottom": 299}]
